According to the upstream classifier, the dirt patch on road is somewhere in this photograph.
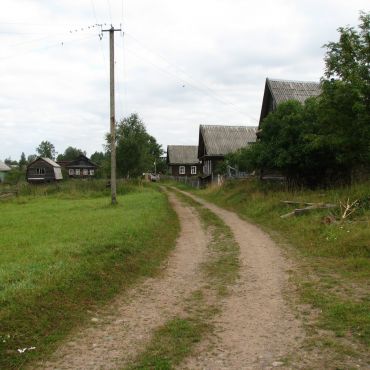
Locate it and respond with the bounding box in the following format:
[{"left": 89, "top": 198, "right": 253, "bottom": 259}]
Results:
[
  {"left": 176, "top": 189, "right": 304, "bottom": 369},
  {"left": 36, "top": 192, "right": 208, "bottom": 370}
]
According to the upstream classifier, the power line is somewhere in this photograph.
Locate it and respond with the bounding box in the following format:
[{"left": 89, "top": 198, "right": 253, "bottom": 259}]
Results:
[{"left": 125, "top": 33, "right": 253, "bottom": 119}]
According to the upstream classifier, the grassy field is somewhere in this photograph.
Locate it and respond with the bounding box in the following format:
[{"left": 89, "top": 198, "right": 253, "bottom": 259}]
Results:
[
  {"left": 0, "top": 184, "right": 179, "bottom": 369},
  {"left": 176, "top": 179, "right": 370, "bottom": 364}
]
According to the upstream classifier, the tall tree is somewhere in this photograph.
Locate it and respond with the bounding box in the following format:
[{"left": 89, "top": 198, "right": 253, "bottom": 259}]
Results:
[
  {"left": 57, "top": 147, "right": 86, "bottom": 161},
  {"left": 321, "top": 11, "right": 370, "bottom": 176},
  {"left": 19, "top": 152, "right": 27, "bottom": 169},
  {"left": 114, "top": 113, "right": 163, "bottom": 178},
  {"left": 36, "top": 141, "right": 56, "bottom": 160}
]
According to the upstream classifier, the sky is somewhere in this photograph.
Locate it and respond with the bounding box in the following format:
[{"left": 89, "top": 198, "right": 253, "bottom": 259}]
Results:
[{"left": 0, "top": 0, "right": 368, "bottom": 161}]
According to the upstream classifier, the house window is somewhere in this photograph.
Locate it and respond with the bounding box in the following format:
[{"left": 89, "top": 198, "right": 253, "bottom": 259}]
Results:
[
  {"left": 89, "top": 169, "right": 94, "bottom": 176},
  {"left": 36, "top": 168, "right": 45, "bottom": 175},
  {"left": 179, "top": 166, "right": 185, "bottom": 175},
  {"left": 75, "top": 169, "right": 80, "bottom": 176},
  {"left": 83, "top": 169, "right": 88, "bottom": 176},
  {"left": 69, "top": 169, "right": 74, "bottom": 175},
  {"left": 191, "top": 166, "right": 197, "bottom": 175}
]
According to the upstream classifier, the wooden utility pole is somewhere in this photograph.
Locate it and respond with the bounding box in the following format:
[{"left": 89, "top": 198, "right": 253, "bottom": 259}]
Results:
[{"left": 102, "top": 26, "right": 121, "bottom": 205}]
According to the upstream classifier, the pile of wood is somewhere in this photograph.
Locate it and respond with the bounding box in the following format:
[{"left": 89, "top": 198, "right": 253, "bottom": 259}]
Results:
[{"left": 280, "top": 200, "right": 337, "bottom": 218}]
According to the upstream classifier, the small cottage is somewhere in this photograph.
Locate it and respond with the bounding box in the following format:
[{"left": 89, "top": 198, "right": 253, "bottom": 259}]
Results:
[
  {"left": 0, "top": 160, "right": 11, "bottom": 183},
  {"left": 167, "top": 145, "right": 201, "bottom": 176},
  {"left": 198, "top": 125, "right": 257, "bottom": 181},
  {"left": 259, "top": 78, "right": 321, "bottom": 126},
  {"left": 65, "top": 154, "right": 98, "bottom": 178},
  {"left": 26, "top": 157, "right": 63, "bottom": 183}
]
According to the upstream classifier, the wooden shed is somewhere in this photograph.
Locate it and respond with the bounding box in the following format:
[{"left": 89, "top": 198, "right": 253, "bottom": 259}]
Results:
[
  {"left": 0, "top": 160, "right": 11, "bottom": 183},
  {"left": 259, "top": 78, "right": 321, "bottom": 127},
  {"left": 26, "top": 157, "right": 63, "bottom": 183},
  {"left": 198, "top": 125, "right": 257, "bottom": 181},
  {"left": 167, "top": 145, "right": 201, "bottom": 177}
]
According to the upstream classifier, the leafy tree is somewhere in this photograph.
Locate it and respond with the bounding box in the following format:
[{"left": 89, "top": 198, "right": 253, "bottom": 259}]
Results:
[
  {"left": 57, "top": 146, "right": 86, "bottom": 161},
  {"left": 239, "top": 12, "right": 370, "bottom": 186},
  {"left": 18, "top": 152, "right": 27, "bottom": 169},
  {"left": 27, "top": 154, "right": 37, "bottom": 164},
  {"left": 113, "top": 113, "right": 163, "bottom": 178},
  {"left": 4, "top": 157, "right": 17, "bottom": 166},
  {"left": 36, "top": 141, "right": 56, "bottom": 160},
  {"left": 320, "top": 11, "right": 370, "bottom": 177}
]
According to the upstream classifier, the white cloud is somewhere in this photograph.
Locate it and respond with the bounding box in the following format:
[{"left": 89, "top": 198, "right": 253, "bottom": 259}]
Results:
[{"left": 0, "top": 0, "right": 368, "bottom": 160}]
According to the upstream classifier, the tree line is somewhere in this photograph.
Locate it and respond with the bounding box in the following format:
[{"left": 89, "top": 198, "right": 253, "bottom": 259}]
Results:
[
  {"left": 2, "top": 113, "right": 165, "bottom": 182},
  {"left": 226, "top": 12, "right": 369, "bottom": 187}
]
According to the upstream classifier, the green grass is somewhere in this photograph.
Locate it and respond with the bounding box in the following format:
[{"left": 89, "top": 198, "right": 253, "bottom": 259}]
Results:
[
  {"left": 180, "top": 179, "right": 370, "bottom": 357},
  {"left": 0, "top": 186, "right": 179, "bottom": 369},
  {"left": 125, "top": 188, "right": 239, "bottom": 369}
]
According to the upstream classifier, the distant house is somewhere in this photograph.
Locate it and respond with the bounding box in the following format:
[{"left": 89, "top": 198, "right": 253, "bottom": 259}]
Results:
[
  {"left": 64, "top": 154, "right": 98, "bottom": 178},
  {"left": 26, "top": 157, "right": 63, "bottom": 183},
  {"left": 0, "top": 160, "right": 11, "bottom": 183},
  {"left": 259, "top": 78, "right": 321, "bottom": 127},
  {"left": 198, "top": 125, "right": 257, "bottom": 181},
  {"left": 167, "top": 145, "right": 201, "bottom": 176}
]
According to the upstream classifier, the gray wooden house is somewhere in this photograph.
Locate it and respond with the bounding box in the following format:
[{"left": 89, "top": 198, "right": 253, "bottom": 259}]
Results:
[
  {"left": 26, "top": 157, "right": 63, "bottom": 183},
  {"left": 259, "top": 78, "right": 321, "bottom": 127},
  {"left": 0, "top": 160, "right": 11, "bottom": 183},
  {"left": 64, "top": 154, "right": 98, "bottom": 178},
  {"left": 167, "top": 145, "right": 201, "bottom": 176},
  {"left": 198, "top": 125, "right": 257, "bottom": 181}
]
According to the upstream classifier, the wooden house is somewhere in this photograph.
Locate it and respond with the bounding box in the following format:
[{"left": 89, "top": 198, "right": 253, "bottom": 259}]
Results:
[
  {"left": 26, "top": 157, "right": 63, "bottom": 183},
  {"left": 167, "top": 145, "right": 201, "bottom": 176},
  {"left": 64, "top": 154, "right": 98, "bottom": 178},
  {"left": 198, "top": 125, "right": 257, "bottom": 181},
  {"left": 0, "top": 160, "right": 11, "bottom": 183},
  {"left": 259, "top": 78, "right": 321, "bottom": 127}
]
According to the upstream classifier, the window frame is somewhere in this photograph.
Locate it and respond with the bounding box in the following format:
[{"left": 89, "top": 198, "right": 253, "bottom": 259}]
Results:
[
  {"left": 179, "top": 166, "right": 185, "bottom": 175},
  {"left": 191, "top": 166, "right": 197, "bottom": 175}
]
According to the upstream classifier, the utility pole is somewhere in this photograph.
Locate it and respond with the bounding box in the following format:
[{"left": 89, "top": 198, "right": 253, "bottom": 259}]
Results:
[{"left": 102, "top": 25, "right": 121, "bottom": 205}]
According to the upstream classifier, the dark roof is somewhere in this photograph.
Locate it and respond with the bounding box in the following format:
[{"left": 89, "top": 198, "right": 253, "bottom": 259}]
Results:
[
  {"left": 198, "top": 125, "right": 257, "bottom": 158},
  {"left": 259, "top": 78, "right": 321, "bottom": 125},
  {"left": 65, "top": 154, "right": 98, "bottom": 169},
  {"left": 167, "top": 145, "right": 200, "bottom": 165}
]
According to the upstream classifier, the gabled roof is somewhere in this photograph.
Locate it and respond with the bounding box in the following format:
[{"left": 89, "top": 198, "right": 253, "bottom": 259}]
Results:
[
  {"left": 0, "top": 160, "right": 11, "bottom": 171},
  {"left": 259, "top": 78, "right": 321, "bottom": 125},
  {"left": 167, "top": 145, "right": 200, "bottom": 165},
  {"left": 198, "top": 125, "right": 257, "bottom": 158},
  {"left": 65, "top": 154, "right": 97, "bottom": 169},
  {"left": 40, "top": 157, "right": 61, "bottom": 167}
]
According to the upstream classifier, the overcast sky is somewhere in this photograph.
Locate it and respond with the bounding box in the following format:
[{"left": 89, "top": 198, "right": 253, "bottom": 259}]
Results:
[{"left": 0, "top": 0, "right": 368, "bottom": 160}]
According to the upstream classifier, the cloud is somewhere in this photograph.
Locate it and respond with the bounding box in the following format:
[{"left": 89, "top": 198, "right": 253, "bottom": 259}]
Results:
[{"left": 0, "top": 0, "right": 368, "bottom": 160}]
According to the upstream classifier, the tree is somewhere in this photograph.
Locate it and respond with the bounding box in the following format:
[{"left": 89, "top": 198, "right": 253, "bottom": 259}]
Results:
[
  {"left": 240, "top": 12, "right": 370, "bottom": 186},
  {"left": 321, "top": 11, "right": 370, "bottom": 177},
  {"left": 57, "top": 146, "right": 86, "bottom": 161},
  {"left": 27, "top": 154, "right": 37, "bottom": 164},
  {"left": 36, "top": 141, "right": 56, "bottom": 160},
  {"left": 114, "top": 114, "right": 163, "bottom": 178},
  {"left": 19, "top": 152, "right": 27, "bottom": 169}
]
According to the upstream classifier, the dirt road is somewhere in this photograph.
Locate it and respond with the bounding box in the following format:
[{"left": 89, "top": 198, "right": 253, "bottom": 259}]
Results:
[
  {"left": 176, "top": 189, "right": 304, "bottom": 369},
  {"left": 36, "top": 189, "right": 304, "bottom": 369},
  {"left": 36, "top": 192, "right": 209, "bottom": 370}
]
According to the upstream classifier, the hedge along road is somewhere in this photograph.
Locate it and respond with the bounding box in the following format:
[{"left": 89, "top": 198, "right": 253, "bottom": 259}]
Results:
[{"left": 175, "top": 188, "right": 304, "bottom": 369}]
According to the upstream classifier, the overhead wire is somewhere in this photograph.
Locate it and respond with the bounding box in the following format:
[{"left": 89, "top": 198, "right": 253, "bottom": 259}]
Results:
[{"left": 125, "top": 32, "right": 253, "bottom": 120}]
